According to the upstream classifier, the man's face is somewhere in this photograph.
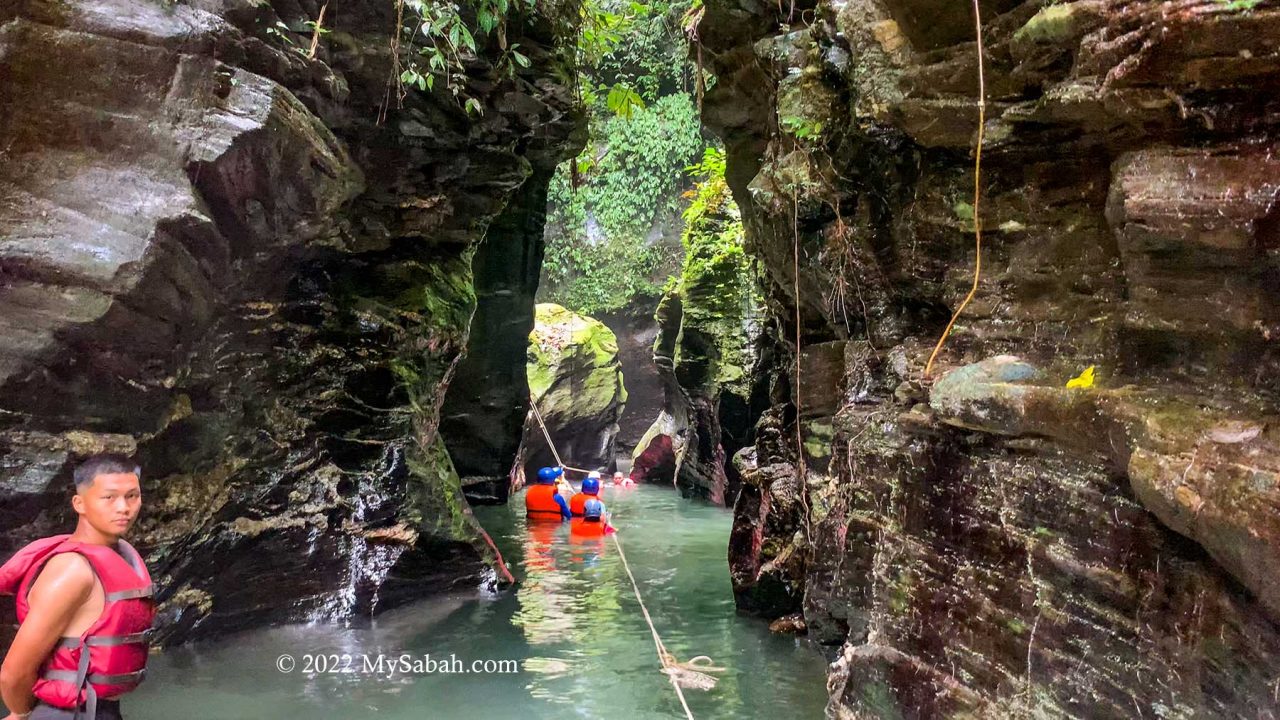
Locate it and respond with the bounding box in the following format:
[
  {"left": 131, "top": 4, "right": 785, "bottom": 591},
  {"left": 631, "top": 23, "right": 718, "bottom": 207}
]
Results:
[{"left": 73, "top": 472, "right": 142, "bottom": 537}]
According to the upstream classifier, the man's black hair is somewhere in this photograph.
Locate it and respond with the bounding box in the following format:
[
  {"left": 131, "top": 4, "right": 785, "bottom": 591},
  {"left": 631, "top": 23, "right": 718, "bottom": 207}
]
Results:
[{"left": 72, "top": 453, "right": 141, "bottom": 492}]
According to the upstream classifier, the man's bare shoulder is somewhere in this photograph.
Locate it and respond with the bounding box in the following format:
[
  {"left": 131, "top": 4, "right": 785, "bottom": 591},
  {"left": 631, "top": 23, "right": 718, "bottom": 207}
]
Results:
[{"left": 30, "top": 552, "right": 95, "bottom": 598}]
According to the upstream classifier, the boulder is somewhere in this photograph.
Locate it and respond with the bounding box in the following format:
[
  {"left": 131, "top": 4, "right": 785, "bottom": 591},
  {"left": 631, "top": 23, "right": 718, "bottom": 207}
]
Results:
[{"left": 522, "top": 303, "right": 627, "bottom": 474}]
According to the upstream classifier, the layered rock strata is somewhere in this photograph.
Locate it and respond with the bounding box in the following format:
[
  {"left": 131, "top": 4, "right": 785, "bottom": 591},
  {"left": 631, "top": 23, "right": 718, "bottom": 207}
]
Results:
[{"left": 699, "top": 0, "right": 1280, "bottom": 714}]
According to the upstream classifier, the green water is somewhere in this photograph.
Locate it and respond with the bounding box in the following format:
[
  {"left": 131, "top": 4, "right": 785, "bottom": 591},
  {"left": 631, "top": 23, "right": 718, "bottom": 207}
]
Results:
[{"left": 128, "top": 485, "right": 830, "bottom": 719}]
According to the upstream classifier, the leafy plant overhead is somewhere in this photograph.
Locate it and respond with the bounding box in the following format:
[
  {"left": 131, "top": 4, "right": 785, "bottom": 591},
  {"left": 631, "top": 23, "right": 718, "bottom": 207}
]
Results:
[
  {"left": 541, "top": 91, "right": 704, "bottom": 315},
  {"left": 395, "top": 0, "right": 541, "bottom": 113},
  {"left": 259, "top": 0, "right": 719, "bottom": 316}
]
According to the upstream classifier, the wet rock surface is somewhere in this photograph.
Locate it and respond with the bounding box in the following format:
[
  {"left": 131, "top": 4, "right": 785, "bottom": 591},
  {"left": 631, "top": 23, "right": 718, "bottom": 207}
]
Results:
[
  {"left": 630, "top": 175, "right": 764, "bottom": 504},
  {"left": 521, "top": 303, "right": 627, "bottom": 475},
  {"left": 0, "top": 0, "right": 581, "bottom": 642},
  {"left": 600, "top": 303, "right": 664, "bottom": 458},
  {"left": 698, "top": 0, "right": 1280, "bottom": 714}
]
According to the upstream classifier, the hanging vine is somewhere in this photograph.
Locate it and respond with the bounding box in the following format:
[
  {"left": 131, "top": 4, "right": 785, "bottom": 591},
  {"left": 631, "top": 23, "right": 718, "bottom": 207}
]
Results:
[{"left": 923, "top": 0, "right": 988, "bottom": 379}]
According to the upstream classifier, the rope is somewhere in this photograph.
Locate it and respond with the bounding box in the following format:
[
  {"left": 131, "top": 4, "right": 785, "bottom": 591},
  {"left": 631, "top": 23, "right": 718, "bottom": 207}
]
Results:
[
  {"left": 464, "top": 507, "right": 516, "bottom": 585},
  {"left": 611, "top": 532, "right": 695, "bottom": 720},
  {"left": 924, "top": 0, "right": 987, "bottom": 379},
  {"left": 524, "top": 392, "right": 723, "bottom": 717},
  {"left": 611, "top": 532, "right": 724, "bottom": 717},
  {"left": 527, "top": 394, "right": 595, "bottom": 475},
  {"left": 306, "top": 1, "right": 329, "bottom": 59}
]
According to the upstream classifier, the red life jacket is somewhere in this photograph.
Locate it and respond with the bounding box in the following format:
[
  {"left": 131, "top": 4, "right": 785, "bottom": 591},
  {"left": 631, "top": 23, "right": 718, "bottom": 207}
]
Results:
[
  {"left": 569, "top": 491, "right": 600, "bottom": 517},
  {"left": 525, "top": 484, "right": 564, "bottom": 518},
  {"left": 570, "top": 517, "right": 608, "bottom": 537},
  {"left": 0, "top": 535, "right": 155, "bottom": 717}
]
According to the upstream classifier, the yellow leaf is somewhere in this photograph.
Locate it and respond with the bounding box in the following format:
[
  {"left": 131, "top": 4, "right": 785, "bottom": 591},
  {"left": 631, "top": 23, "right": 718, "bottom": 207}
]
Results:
[{"left": 1065, "top": 365, "right": 1096, "bottom": 389}]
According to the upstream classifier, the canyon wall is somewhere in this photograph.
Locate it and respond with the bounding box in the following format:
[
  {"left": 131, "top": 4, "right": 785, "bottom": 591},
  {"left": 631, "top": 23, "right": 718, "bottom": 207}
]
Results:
[
  {"left": 0, "top": 0, "right": 581, "bottom": 642},
  {"left": 698, "top": 0, "right": 1280, "bottom": 715}
]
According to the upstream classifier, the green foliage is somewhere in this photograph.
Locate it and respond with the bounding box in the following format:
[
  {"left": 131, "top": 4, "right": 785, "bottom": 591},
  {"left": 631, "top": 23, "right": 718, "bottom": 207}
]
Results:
[
  {"left": 591, "top": 93, "right": 702, "bottom": 236},
  {"left": 577, "top": 0, "right": 651, "bottom": 64},
  {"left": 265, "top": 20, "right": 306, "bottom": 55},
  {"left": 594, "top": 1, "right": 695, "bottom": 101},
  {"left": 541, "top": 179, "right": 672, "bottom": 314},
  {"left": 680, "top": 147, "right": 747, "bottom": 317},
  {"left": 399, "top": 0, "right": 485, "bottom": 103},
  {"left": 541, "top": 92, "right": 704, "bottom": 315},
  {"left": 1217, "top": 0, "right": 1261, "bottom": 10},
  {"left": 780, "top": 114, "right": 824, "bottom": 142},
  {"left": 680, "top": 147, "right": 728, "bottom": 234},
  {"left": 535, "top": 2, "right": 713, "bottom": 316},
  {"left": 389, "top": 0, "right": 552, "bottom": 111},
  {"left": 605, "top": 84, "right": 646, "bottom": 118}
]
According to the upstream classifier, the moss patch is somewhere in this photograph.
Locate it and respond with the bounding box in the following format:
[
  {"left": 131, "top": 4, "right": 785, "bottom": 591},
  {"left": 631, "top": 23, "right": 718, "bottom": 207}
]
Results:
[{"left": 528, "top": 302, "right": 626, "bottom": 420}]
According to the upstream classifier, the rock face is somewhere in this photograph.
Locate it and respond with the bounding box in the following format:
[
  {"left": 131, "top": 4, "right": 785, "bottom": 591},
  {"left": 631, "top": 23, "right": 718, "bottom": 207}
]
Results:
[
  {"left": 0, "top": 0, "right": 580, "bottom": 642},
  {"left": 698, "top": 0, "right": 1280, "bottom": 715},
  {"left": 440, "top": 168, "right": 565, "bottom": 506},
  {"left": 599, "top": 302, "right": 664, "bottom": 459},
  {"left": 630, "top": 170, "right": 764, "bottom": 503},
  {"left": 522, "top": 303, "right": 627, "bottom": 474}
]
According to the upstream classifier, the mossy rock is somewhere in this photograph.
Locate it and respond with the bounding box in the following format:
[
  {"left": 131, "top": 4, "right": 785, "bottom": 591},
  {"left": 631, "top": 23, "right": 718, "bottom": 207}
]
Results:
[
  {"left": 529, "top": 303, "right": 626, "bottom": 411},
  {"left": 526, "top": 303, "right": 627, "bottom": 469},
  {"left": 1010, "top": 1, "right": 1104, "bottom": 58}
]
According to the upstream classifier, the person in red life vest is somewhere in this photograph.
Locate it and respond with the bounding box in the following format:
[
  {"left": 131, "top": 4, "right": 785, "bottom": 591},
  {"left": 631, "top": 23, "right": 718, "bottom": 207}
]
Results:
[
  {"left": 524, "top": 466, "right": 571, "bottom": 521},
  {"left": 570, "top": 498, "right": 615, "bottom": 538},
  {"left": 569, "top": 473, "right": 603, "bottom": 517},
  {"left": 0, "top": 454, "right": 154, "bottom": 720},
  {"left": 613, "top": 471, "right": 635, "bottom": 488}
]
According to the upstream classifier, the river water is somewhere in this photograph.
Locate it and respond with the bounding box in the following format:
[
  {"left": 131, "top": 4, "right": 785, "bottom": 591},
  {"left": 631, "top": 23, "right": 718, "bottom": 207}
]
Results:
[{"left": 126, "top": 484, "right": 830, "bottom": 719}]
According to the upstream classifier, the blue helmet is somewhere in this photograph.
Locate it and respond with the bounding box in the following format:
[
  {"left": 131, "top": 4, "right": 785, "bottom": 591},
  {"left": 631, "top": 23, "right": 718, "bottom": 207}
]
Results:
[
  {"left": 536, "top": 467, "right": 558, "bottom": 483},
  {"left": 583, "top": 498, "right": 604, "bottom": 520},
  {"left": 582, "top": 477, "right": 600, "bottom": 495}
]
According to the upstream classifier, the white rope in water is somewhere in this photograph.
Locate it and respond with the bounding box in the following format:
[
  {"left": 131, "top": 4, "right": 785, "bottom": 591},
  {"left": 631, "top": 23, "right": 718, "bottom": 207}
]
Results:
[
  {"left": 528, "top": 394, "right": 594, "bottom": 475},
  {"left": 611, "top": 531, "right": 697, "bottom": 720}
]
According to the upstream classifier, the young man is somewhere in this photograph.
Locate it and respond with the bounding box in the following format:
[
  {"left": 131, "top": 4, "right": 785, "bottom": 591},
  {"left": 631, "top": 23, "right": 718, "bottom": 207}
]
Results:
[{"left": 0, "top": 455, "right": 154, "bottom": 720}]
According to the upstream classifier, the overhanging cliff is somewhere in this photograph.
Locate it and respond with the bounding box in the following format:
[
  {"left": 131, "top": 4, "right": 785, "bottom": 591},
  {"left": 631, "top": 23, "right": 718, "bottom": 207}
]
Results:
[{"left": 0, "top": 0, "right": 582, "bottom": 642}]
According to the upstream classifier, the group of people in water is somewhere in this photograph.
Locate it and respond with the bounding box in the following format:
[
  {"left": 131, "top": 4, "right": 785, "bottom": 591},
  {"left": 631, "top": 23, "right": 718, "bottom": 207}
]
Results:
[{"left": 523, "top": 466, "right": 634, "bottom": 537}]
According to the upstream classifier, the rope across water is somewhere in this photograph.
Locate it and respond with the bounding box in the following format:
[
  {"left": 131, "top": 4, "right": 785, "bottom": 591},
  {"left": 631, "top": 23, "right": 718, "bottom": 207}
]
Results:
[{"left": 527, "top": 394, "right": 593, "bottom": 475}]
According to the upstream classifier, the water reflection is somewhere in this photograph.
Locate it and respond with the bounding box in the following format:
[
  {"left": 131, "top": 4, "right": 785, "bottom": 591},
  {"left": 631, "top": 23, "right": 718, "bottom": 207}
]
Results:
[{"left": 128, "top": 485, "right": 829, "bottom": 719}]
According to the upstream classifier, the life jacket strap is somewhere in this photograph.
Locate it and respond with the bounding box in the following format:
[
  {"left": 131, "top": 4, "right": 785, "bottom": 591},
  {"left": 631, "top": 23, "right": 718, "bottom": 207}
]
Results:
[
  {"left": 104, "top": 584, "right": 153, "bottom": 602},
  {"left": 40, "top": 635, "right": 145, "bottom": 720},
  {"left": 55, "top": 630, "right": 152, "bottom": 649},
  {"left": 41, "top": 668, "right": 146, "bottom": 686}
]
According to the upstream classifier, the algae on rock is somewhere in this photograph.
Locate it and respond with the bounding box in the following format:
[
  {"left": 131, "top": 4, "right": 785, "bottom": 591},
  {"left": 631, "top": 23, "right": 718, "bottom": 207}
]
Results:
[
  {"left": 696, "top": 0, "right": 1280, "bottom": 715},
  {"left": 631, "top": 156, "right": 764, "bottom": 503},
  {"left": 0, "top": 0, "right": 584, "bottom": 644},
  {"left": 521, "top": 303, "right": 627, "bottom": 474}
]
